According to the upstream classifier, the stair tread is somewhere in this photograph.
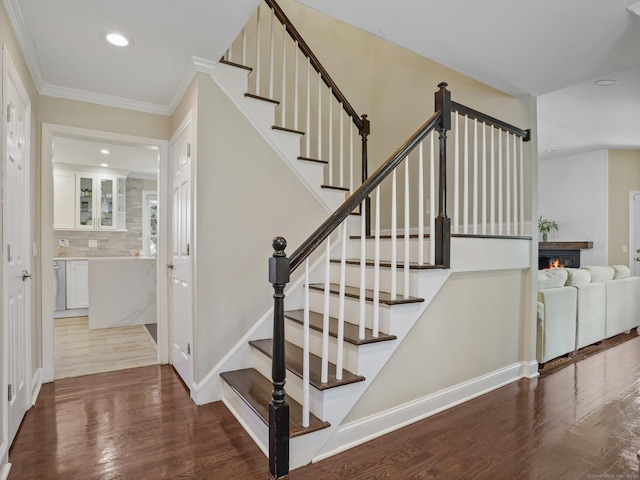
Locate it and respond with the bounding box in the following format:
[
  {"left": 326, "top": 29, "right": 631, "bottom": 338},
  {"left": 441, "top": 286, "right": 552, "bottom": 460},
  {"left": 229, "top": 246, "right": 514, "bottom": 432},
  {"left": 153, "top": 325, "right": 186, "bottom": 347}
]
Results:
[
  {"left": 321, "top": 185, "right": 350, "bottom": 192},
  {"left": 220, "top": 368, "right": 330, "bottom": 437},
  {"left": 298, "top": 156, "right": 328, "bottom": 165},
  {"left": 244, "top": 92, "right": 280, "bottom": 105},
  {"left": 249, "top": 339, "right": 365, "bottom": 390},
  {"left": 285, "top": 309, "right": 397, "bottom": 346},
  {"left": 219, "top": 59, "right": 253, "bottom": 72},
  {"left": 272, "top": 125, "right": 305, "bottom": 136},
  {"left": 350, "top": 233, "right": 432, "bottom": 240},
  {"left": 308, "top": 283, "right": 424, "bottom": 305},
  {"left": 329, "top": 259, "right": 443, "bottom": 270}
]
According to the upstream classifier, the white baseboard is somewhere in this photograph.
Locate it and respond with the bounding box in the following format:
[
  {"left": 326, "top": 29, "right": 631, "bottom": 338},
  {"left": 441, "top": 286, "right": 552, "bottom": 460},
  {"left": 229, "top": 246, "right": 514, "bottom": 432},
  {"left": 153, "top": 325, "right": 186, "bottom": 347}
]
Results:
[
  {"left": 520, "top": 360, "right": 539, "bottom": 379},
  {"left": 0, "top": 463, "right": 10, "bottom": 480},
  {"left": 315, "top": 361, "right": 525, "bottom": 463},
  {"left": 31, "top": 367, "right": 42, "bottom": 406}
]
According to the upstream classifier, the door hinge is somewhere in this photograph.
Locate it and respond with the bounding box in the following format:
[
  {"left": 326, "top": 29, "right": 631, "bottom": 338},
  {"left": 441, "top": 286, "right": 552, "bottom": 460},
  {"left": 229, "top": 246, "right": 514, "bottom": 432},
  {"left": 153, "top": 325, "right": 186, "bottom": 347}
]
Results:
[
  {"left": 186, "top": 142, "right": 191, "bottom": 158},
  {"left": 6, "top": 244, "right": 10, "bottom": 262},
  {"left": 187, "top": 343, "right": 191, "bottom": 355},
  {"left": 186, "top": 243, "right": 190, "bottom": 256},
  {"left": 8, "top": 384, "right": 12, "bottom": 401},
  {"left": 6, "top": 104, "right": 11, "bottom": 123}
]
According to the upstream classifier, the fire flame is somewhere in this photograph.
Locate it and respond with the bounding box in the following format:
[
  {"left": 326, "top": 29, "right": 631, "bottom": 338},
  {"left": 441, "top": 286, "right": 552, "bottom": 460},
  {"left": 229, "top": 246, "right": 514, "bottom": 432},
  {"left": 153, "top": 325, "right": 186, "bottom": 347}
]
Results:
[{"left": 550, "top": 258, "right": 564, "bottom": 269}]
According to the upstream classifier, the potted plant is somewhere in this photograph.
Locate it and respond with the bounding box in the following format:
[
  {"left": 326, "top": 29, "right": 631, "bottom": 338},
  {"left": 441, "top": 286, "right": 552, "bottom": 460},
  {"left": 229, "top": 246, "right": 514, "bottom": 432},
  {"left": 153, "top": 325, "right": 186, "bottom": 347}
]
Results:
[{"left": 538, "top": 216, "right": 559, "bottom": 242}]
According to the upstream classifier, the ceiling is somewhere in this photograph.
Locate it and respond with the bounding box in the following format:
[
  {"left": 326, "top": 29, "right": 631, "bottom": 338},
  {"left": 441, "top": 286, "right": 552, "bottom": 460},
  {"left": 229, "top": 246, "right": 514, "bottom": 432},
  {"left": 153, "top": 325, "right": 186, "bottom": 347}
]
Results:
[
  {"left": 53, "top": 137, "right": 159, "bottom": 177},
  {"left": 5, "top": 0, "right": 640, "bottom": 160}
]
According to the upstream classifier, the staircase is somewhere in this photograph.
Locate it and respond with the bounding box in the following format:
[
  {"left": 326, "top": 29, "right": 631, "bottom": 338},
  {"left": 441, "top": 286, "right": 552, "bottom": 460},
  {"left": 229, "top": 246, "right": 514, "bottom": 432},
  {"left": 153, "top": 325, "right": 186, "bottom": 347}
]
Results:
[{"left": 204, "top": 1, "right": 531, "bottom": 477}]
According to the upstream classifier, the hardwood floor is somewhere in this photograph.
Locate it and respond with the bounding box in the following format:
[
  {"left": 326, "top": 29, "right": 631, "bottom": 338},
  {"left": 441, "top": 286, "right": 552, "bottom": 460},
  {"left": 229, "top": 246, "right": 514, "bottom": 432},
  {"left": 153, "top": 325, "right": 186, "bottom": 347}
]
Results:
[
  {"left": 54, "top": 316, "right": 158, "bottom": 379},
  {"left": 10, "top": 336, "right": 640, "bottom": 479}
]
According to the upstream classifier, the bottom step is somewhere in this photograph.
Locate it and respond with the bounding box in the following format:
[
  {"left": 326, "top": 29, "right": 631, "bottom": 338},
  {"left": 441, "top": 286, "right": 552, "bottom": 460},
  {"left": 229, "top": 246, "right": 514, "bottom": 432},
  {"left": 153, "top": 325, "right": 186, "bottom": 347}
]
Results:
[{"left": 221, "top": 368, "right": 330, "bottom": 438}]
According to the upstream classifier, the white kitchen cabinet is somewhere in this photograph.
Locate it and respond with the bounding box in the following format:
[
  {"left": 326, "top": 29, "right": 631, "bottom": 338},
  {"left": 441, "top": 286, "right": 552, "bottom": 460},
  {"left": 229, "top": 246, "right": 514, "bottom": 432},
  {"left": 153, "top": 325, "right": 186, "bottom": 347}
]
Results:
[
  {"left": 53, "top": 165, "right": 127, "bottom": 231},
  {"left": 66, "top": 260, "right": 89, "bottom": 309}
]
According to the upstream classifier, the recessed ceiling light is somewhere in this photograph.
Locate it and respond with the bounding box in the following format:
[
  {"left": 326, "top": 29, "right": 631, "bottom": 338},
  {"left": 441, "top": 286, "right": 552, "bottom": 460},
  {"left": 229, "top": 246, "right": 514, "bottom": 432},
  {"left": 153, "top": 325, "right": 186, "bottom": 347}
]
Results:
[
  {"left": 594, "top": 79, "right": 617, "bottom": 87},
  {"left": 105, "top": 33, "right": 131, "bottom": 47},
  {"left": 100, "top": 149, "right": 110, "bottom": 155},
  {"left": 100, "top": 163, "right": 109, "bottom": 167}
]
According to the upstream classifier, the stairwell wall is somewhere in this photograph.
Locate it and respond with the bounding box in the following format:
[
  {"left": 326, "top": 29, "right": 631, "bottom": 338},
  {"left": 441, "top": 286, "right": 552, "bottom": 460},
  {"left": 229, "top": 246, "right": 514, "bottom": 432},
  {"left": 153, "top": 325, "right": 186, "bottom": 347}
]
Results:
[{"left": 181, "top": 72, "right": 330, "bottom": 385}]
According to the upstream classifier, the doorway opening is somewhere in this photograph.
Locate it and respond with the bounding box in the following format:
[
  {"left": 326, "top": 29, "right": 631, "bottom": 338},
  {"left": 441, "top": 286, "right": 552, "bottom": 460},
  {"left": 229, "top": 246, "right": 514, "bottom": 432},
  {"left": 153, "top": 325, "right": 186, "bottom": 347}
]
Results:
[{"left": 42, "top": 124, "right": 169, "bottom": 382}]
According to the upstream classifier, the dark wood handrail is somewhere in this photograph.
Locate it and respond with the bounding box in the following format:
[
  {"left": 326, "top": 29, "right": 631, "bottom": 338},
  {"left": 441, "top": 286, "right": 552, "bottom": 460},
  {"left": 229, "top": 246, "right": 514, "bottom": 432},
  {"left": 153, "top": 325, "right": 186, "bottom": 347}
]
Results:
[
  {"left": 289, "top": 110, "right": 443, "bottom": 272},
  {"left": 264, "top": 0, "right": 365, "bottom": 133},
  {"left": 451, "top": 101, "right": 530, "bottom": 141}
]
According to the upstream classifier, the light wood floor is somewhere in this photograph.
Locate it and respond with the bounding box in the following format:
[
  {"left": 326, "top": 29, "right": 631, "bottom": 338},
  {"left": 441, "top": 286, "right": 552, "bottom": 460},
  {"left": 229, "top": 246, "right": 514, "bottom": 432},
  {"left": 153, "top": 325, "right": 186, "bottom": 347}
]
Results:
[{"left": 54, "top": 316, "right": 158, "bottom": 380}]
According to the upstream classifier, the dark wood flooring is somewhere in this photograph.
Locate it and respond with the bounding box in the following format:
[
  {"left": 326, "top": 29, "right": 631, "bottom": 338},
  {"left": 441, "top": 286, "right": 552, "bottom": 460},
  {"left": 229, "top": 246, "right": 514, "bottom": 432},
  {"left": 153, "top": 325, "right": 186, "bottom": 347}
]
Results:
[{"left": 9, "top": 335, "right": 640, "bottom": 479}]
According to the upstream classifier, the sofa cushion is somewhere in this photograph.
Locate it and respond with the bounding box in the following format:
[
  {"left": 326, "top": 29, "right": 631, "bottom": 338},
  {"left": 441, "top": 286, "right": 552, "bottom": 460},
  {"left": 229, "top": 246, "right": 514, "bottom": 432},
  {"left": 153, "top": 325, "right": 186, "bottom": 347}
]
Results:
[
  {"left": 581, "top": 265, "right": 614, "bottom": 282},
  {"left": 538, "top": 269, "right": 568, "bottom": 290},
  {"left": 565, "top": 268, "right": 591, "bottom": 286},
  {"left": 611, "top": 264, "right": 631, "bottom": 279}
]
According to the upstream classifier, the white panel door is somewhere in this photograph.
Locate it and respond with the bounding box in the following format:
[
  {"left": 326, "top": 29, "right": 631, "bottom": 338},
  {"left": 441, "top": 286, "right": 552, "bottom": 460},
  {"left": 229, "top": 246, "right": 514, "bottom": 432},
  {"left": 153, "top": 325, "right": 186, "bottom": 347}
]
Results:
[
  {"left": 3, "top": 48, "right": 31, "bottom": 447},
  {"left": 633, "top": 193, "right": 640, "bottom": 276},
  {"left": 170, "top": 121, "right": 193, "bottom": 388}
]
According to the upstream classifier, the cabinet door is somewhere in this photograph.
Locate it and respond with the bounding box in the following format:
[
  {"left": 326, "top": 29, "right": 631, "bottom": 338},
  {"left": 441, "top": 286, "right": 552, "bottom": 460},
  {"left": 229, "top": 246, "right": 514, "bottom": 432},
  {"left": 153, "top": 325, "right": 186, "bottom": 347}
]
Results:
[
  {"left": 66, "top": 260, "right": 89, "bottom": 309},
  {"left": 53, "top": 170, "right": 76, "bottom": 229},
  {"left": 76, "top": 174, "right": 96, "bottom": 229},
  {"left": 116, "top": 176, "right": 127, "bottom": 230},
  {"left": 98, "top": 175, "right": 117, "bottom": 230}
]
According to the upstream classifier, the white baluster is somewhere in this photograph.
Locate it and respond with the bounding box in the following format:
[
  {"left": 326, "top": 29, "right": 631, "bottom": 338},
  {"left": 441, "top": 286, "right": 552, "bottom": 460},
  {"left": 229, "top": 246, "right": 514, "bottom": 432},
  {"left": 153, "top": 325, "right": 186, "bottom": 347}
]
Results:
[
  {"left": 512, "top": 134, "right": 518, "bottom": 235},
  {"left": 255, "top": 6, "right": 261, "bottom": 96},
  {"left": 490, "top": 127, "right": 496, "bottom": 235},
  {"left": 482, "top": 122, "right": 487, "bottom": 235},
  {"left": 321, "top": 238, "right": 330, "bottom": 384},
  {"left": 404, "top": 157, "right": 410, "bottom": 299},
  {"left": 340, "top": 107, "right": 344, "bottom": 189},
  {"left": 418, "top": 142, "right": 424, "bottom": 266},
  {"left": 506, "top": 132, "right": 511, "bottom": 235},
  {"left": 373, "top": 185, "right": 381, "bottom": 337},
  {"left": 305, "top": 58, "right": 310, "bottom": 157},
  {"left": 294, "top": 43, "right": 299, "bottom": 131},
  {"left": 454, "top": 111, "right": 459, "bottom": 234},
  {"left": 473, "top": 118, "right": 478, "bottom": 234},
  {"left": 303, "top": 258, "right": 310, "bottom": 427},
  {"left": 269, "top": 9, "right": 274, "bottom": 99},
  {"left": 241, "top": 27, "right": 247, "bottom": 65},
  {"left": 498, "top": 129, "right": 503, "bottom": 235},
  {"left": 359, "top": 200, "right": 366, "bottom": 339},
  {"left": 280, "top": 23, "right": 286, "bottom": 127},
  {"left": 337, "top": 221, "right": 347, "bottom": 380},
  {"left": 391, "top": 169, "right": 397, "bottom": 300},
  {"left": 519, "top": 137, "right": 524, "bottom": 236},
  {"left": 349, "top": 123, "right": 354, "bottom": 194},
  {"left": 429, "top": 133, "right": 435, "bottom": 264},
  {"left": 328, "top": 90, "right": 333, "bottom": 184},
  {"left": 317, "top": 72, "right": 322, "bottom": 161},
  {"left": 463, "top": 115, "right": 469, "bottom": 234}
]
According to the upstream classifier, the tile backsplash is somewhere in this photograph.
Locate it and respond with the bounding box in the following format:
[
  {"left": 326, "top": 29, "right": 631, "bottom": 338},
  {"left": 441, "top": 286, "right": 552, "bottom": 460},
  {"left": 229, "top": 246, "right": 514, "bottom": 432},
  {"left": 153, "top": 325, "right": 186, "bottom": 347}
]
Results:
[{"left": 55, "top": 178, "right": 156, "bottom": 257}]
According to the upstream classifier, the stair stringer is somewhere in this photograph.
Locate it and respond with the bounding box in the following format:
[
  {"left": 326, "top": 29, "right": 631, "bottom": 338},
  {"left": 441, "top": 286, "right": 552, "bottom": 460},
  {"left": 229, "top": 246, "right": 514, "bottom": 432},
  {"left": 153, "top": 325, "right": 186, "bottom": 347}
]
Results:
[{"left": 208, "top": 61, "right": 348, "bottom": 213}]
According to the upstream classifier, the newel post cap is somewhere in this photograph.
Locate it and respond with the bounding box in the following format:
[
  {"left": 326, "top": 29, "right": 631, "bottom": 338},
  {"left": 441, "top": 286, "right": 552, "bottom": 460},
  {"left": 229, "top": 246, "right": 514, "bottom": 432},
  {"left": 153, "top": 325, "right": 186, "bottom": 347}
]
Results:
[{"left": 269, "top": 237, "right": 290, "bottom": 285}]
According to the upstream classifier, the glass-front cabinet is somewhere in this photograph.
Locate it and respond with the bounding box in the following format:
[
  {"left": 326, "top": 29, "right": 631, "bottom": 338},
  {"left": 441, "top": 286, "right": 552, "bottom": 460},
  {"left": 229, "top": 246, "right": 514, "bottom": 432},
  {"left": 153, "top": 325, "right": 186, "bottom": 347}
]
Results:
[
  {"left": 53, "top": 166, "right": 127, "bottom": 231},
  {"left": 75, "top": 173, "right": 118, "bottom": 230}
]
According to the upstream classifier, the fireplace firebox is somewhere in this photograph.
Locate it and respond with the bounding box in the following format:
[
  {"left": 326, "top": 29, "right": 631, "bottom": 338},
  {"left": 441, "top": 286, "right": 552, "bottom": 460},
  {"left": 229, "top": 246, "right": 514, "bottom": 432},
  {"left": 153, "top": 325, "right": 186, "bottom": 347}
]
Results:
[{"left": 538, "top": 242, "right": 593, "bottom": 270}]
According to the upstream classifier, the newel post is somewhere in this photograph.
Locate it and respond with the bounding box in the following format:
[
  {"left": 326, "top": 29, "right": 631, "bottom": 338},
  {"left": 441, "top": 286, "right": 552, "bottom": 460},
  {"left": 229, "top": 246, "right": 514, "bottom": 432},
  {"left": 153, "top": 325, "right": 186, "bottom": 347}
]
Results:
[
  {"left": 358, "top": 114, "right": 371, "bottom": 236},
  {"left": 268, "top": 237, "right": 290, "bottom": 478},
  {"left": 434, "top": 83, "right": 451, "bottom": 269}
]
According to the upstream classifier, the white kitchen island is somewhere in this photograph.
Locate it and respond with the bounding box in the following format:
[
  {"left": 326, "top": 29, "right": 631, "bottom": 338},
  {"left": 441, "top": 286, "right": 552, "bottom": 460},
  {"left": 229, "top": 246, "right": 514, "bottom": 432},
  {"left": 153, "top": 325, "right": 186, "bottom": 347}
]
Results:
[{"left": 88, "top": 257, "right": 157, "bottom": 329}]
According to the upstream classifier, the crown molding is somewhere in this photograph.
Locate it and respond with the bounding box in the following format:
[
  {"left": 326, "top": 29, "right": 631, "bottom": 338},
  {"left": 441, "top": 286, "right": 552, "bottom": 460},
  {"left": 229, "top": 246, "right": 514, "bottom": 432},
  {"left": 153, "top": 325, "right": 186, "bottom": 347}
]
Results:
[
  {"left": 39, "top": 83, "right": 171, "bottom": 116},
  {"left": 4, "top": 0, "right": 45, "bottom": 90}
]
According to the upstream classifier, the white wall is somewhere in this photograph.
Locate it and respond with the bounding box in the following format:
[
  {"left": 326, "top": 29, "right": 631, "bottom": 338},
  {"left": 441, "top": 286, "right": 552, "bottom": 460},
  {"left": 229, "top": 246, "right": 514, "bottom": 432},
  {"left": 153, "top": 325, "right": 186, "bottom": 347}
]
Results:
[{"left": 538, "top": 150, "right": 608, "bottom": 265}]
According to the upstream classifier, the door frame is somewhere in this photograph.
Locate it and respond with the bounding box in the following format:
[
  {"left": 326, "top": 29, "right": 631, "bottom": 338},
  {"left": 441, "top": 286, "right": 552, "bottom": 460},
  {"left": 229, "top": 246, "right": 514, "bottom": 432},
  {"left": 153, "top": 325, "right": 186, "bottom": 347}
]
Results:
[
  {"left": 2, "top": 45, "right": 32, "bottom": 461},
  {"left": 41, "top": 124, "right": 169, "bottom": 383},
  {"left": 629, "top": 190, "right": 640, "bottom": 275}
]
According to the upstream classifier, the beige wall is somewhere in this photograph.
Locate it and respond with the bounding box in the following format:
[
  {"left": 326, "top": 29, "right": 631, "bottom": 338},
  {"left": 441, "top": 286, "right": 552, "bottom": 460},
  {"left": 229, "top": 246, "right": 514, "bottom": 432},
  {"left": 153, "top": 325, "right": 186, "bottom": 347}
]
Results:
[
  {"left": 188, "top": 73, "right": 329, "bottom": 383},
  {"left": 608, "top": 150, "right": 640, "bottom": 265},
  {"left": 345, "top": 269, "right": 528, "bottom": 422}
]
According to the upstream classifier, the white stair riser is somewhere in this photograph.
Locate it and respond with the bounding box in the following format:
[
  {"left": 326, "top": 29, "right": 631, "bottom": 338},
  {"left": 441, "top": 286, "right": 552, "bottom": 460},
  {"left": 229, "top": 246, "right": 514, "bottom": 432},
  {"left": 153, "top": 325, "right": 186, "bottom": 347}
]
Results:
[
  {"left": 285, "top": 318, "right": 360, "bottom": 374},
  {"left": 221, "top": 381, "right": 268, "bottom": 454},
  {"left": 308, "top": 289, "right": 392, "bottom": 333},
  {"left": 252, "top": 346, "right": 325, "bottom": 418},
  {"left": 212, "top": 64, "right": 251, "bottom": 99},
  {"left": 327, "top": 262, "right": 420, "bottom": 296},
  {"left": 348, "top": 237, "right": 433, "bottom": 262}
]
